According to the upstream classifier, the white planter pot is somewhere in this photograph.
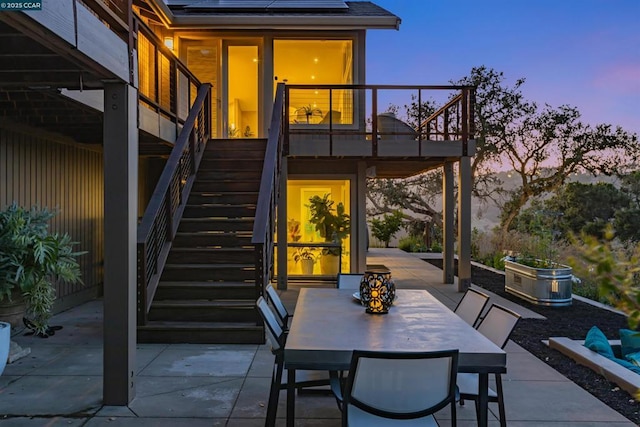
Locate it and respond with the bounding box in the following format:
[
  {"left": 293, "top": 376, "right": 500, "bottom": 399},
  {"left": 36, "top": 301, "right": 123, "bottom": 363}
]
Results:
[
  {"left": 0, "top": 322, "right": 10, "bottom": 376},
  {"left": 504, "top": 260, "right": 573, "bottom": 307},
  {"left": 300, "top": 259, "right": 315, "bottom": 276}
]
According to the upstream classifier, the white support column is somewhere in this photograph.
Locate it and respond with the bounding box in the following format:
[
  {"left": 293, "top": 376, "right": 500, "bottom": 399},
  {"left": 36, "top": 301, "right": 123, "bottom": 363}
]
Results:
[
  {"left": 277, "top": 157, "right": 288, "bottom": 290},
  {"left": 357, "top": 161, "right": 368, "bottom": 272},
  {"left": 457, "top": 156, "right": 472, "bottom": 291},
  {"left": 442, "top": 162, "right": 455, "bottom": 284},
  {"left": 103, "top": 83, "right": 138, "bottom": 405}
]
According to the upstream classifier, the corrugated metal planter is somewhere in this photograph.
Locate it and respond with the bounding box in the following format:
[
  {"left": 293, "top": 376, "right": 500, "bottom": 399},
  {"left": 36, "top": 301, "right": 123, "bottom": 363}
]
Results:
[{"left": 504, "top": 259, "right": 573, "bottom": 307}]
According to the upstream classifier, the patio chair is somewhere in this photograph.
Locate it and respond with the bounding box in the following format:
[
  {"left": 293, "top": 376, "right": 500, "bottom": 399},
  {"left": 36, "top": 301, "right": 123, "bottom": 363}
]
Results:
[
  {"left": 453, "top": 287, "right": 490, "bottom": 328},
  {"left": 264, "top": 284, "right": 291, "bottom": 331},
  {"left": 457, "top": 304, "right": 521, "bottom": 427},
  {"left": 256, "top": 297, "right": 333, "bottom": 427},
  {"left": 337, "top": 273, "right": 363, "bottom": 290},
  {"left": 331, "top": 349, "right": 459, "bottom": 426}
]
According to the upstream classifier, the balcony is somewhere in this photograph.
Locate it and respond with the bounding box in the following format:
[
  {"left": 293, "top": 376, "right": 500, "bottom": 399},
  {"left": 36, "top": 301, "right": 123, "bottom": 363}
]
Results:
[{"left": 285, "top": 84, "right": 475, "bottom": 177}]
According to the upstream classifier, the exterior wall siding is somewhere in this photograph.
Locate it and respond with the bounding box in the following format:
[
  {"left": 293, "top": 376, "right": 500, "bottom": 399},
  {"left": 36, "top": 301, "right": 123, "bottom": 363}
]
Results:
[{"left": 0, "top": 126, "right": 104, "bottom": 309}]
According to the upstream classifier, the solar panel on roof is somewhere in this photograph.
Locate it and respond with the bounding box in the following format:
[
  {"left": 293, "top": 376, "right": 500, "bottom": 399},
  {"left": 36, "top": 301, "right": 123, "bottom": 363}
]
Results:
[
  {"left": 267, "top": 0, "right": 348, "bottom": 10},
  {"left": 182, "top": 0, "right": 348, "bottom": 11}
]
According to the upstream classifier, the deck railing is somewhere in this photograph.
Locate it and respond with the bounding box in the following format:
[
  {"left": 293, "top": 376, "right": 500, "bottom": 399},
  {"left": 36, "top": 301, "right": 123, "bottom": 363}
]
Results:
[
  {"left": 252, "top": 83, "right": 286, "bottom": 297},
  {"left": 135, "top": 18, "right": 201, "bottom": 128},
  {"left": 285, "top": 84, "right": 475, "bottom": 156},
  {"left": 136, "top": 83, "right": 212, "bottom": 325},
  {"left": 79, "top": 0, "right": 130, "bottom": 38}
]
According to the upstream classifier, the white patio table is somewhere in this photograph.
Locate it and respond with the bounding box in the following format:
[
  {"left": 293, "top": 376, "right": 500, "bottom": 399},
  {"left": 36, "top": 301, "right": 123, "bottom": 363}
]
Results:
[{"left": 283, "top": 288, "right": 507, "bottom": 427}]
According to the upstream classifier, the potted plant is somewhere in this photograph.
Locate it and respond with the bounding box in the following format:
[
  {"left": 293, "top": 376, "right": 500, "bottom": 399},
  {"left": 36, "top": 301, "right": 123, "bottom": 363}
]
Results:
[
  {"left": 307, "top": 194, "right": 350, "bottom": 276},
  {"left": 0, "top": 203, "right": 85, "bottom": 337},
  {"left": 295, "top": 105, "right": 323, "bottom": 124},
  {"left": 293, "top": 247, "right": 317, "bottom": 275},
  {"left": 503, "top": 231, "right": 573, "bottom": 307}
]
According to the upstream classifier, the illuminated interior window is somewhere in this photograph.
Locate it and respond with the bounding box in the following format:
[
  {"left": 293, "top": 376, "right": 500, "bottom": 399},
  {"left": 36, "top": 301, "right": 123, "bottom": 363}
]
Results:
[
  {"left": 185, "top": 41, "right": 219, "bottom": 137},
  {"left": 284, "top": 179, "right": 351, "bottom": 277},
  {"left": 274, "top": 40, "right": 353, "bottom": 125},
  {"left": 228, "top": 45, "right": 259, "bottom": 138}
]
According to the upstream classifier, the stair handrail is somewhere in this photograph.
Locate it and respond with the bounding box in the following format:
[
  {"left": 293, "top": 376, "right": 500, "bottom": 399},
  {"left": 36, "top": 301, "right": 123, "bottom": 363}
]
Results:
[
  {"left": 252, "top": 83, "right": 286, "bottom": 298},
  {"left": 136, "top": 83, "right": 212, "bottom": 325},
  {"left": 418, "top": 86, "right": 475, "bottom": 142}
]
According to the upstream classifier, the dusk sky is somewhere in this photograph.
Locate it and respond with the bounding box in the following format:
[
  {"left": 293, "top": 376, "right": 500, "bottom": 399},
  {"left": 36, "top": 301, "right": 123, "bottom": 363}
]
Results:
[{"left": 366, "top": 0, "right": 639, "bottom": 135}]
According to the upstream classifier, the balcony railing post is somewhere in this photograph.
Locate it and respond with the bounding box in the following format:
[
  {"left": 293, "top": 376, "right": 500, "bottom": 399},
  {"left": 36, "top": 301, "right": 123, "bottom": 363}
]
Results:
[
  {"left": 284, "top": 85, "right": 290, "bottom": 155},
  {"left": 418, "top": 89, "right": 423, "bottom": 156},
  {"left": 329, "top": 87, "right": 333, "bottom": 156},
  {"left": 372, "top": 88, "right": 378, "bottom": 157},
  {"left": 461, "top": 88, "right": 469, "bottom": 156},
  {"left": 444, "top": 108, "right": 450, "bottom": 141}
]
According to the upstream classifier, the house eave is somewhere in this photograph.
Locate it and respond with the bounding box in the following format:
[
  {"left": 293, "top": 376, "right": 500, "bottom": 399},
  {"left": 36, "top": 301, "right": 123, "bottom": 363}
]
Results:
[
  {"left": 169, "top": 15, "right": 399, "bottom": 30},
  {"left": 145, "top": 1, "right": 400, "bottom": 30}
]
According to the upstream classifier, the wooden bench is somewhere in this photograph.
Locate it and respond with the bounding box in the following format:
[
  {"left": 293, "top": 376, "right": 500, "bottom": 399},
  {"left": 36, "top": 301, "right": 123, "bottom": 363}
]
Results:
[{"left": 549, "top": 337, "right": 640, "bottom": 396}]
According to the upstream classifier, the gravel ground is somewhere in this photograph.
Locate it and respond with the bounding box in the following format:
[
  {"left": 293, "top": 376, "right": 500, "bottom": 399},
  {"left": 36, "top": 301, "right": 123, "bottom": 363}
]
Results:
[{"left": 424, "top": 258, "right": 640, "bottom": 424}]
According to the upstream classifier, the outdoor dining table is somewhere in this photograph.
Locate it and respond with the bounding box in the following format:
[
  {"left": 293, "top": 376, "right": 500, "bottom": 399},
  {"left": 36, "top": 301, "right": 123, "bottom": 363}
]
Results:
[{"left": 283, "top": 288, "right": 507, "bottom": 427}]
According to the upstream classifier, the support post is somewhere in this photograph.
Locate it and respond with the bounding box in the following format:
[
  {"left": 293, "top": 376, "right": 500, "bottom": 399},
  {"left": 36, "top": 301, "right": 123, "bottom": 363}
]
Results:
[
  {"left": 357, "top": 161, "right": 368, "bottom": 272},
  {"left": 103, "top": 82, "right": 138, "bottom": 405},
  {"left": 277, "top": 157, "right": 288, "bottom": 290},
  {"left": 442, "top": 162, "right": 455, "bottom": 284},
  {"left": 457, "top": 156, "right": 472, "bottom": 291}
]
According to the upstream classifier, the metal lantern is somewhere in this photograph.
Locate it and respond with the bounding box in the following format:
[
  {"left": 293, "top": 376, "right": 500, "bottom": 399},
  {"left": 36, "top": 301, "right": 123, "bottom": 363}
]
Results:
[{"left": 359, "top": 269, "right": 396, "bottom": 314}]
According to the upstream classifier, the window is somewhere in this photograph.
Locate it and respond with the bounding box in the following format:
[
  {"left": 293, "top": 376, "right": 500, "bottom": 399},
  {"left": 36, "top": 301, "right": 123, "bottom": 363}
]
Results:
[{"left": 274, "top": 40, "right": 353, "bottom": 124}]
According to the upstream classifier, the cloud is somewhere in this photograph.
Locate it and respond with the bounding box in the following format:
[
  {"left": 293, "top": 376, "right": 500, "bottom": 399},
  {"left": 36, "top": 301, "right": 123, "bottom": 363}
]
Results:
[{"left": 592, "top": 63, "right": 640, "bottom": 94}]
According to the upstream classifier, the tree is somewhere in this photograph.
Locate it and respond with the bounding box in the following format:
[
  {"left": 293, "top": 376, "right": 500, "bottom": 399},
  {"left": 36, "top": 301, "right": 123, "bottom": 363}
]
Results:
[
  {"left": 614, "top": 171, "right": 640, "bottom": 242},
  {"left": 367, "top": 67, "right": 544, "bottom": 235},
  {"left": 544, "top": 182, "right": 629, "bottom": 239},
  {"left": 498, "top": 104, "right": 639, "bottom": 231},
  {"left": 369, "top": 210, "right": 404, "bottom": 248}
]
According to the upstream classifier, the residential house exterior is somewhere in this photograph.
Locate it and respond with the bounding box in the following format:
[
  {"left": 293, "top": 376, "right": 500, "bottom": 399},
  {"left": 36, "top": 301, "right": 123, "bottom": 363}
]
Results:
[{"left": 0, "top": 0, "right": 475, "bottom": 404}]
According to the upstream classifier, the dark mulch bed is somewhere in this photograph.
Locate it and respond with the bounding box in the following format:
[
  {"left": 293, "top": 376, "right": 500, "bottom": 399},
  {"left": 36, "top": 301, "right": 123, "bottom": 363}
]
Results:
[{"left": 425, "top": 258, "right": 640, "bottom": 424}]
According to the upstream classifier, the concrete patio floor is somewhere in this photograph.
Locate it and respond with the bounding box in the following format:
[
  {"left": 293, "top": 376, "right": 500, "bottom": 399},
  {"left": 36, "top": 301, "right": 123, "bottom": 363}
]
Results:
[{"left": 0, "top": 248, "right": 635, "bottom": 426}]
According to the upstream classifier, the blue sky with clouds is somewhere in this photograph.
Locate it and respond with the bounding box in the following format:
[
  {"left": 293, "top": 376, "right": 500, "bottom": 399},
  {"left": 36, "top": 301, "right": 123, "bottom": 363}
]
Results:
[{"left": 366, "top": 0, "right": 639, "bottom": 134}]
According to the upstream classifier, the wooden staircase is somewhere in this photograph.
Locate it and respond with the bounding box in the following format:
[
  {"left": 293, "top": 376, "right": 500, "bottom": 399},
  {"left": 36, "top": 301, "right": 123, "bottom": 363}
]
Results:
[{"left": 137, "top": 139, "right": 267, "bottom": 344}]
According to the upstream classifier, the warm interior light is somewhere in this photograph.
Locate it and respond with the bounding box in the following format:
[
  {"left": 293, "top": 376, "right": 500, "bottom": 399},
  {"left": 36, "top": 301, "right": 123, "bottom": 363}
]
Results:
[{"left": 164, "top": 37, "right": 174, "bottom": 50}]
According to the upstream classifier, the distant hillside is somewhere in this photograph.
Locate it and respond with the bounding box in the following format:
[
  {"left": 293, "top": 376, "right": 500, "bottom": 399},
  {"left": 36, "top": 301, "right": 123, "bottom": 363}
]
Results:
[{"left": 471, "top": 170, "right": 620, "bottom": 232}]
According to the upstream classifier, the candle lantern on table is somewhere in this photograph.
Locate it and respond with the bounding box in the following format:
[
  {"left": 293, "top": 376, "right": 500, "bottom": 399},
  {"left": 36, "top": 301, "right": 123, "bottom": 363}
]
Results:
[{"left": 359, "top": 269, "right": 395, "bottom": 314}]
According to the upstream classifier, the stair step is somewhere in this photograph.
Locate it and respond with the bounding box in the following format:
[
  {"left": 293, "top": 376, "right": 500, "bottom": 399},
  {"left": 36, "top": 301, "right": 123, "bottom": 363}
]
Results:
[
  {"left": 196, "top": 170, "right": 262, "bottom": 181},
  {"left": 173, "top": 232, "right": 253, "bottom": 247},
  {"left": 192, "top": 180, "right": 260, "bottom": 193},
  {"left": 161, "top": 263, "right": 255, "bottom": 281},
  {"left": 205, "top": 149, "right": 266, "bottom": 159},
  {"left": 138, "top": 321, "right": 264, "bottom": 344},
  {"left": 149, "top": 300, "right": 258, "bottom": 322},
  {"left": 155, "top": 281, "right": 257, "bottom": 300},
  {"left": 178, "top": 217, "right": 255, "bottom": 232},
  {"left": 187, "top": 192, "right": 259, "bottom": 206},
  {"left": 183, "top": 204, "right": 256, "bottom": 218},
  {"left": 205, "top": 139, "right": 267, "bottom": 152},
  {"left": 199, "top": 158, "right": 264, "bottom": 171},
  {"left": 167, "top": 247, "right": 255, "bottom": 264}
]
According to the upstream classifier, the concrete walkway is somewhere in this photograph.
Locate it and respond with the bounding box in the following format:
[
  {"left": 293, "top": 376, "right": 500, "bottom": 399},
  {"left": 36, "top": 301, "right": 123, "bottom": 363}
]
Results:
[{"left": 0, "top": 248, "right": 635, "bottom": 426}]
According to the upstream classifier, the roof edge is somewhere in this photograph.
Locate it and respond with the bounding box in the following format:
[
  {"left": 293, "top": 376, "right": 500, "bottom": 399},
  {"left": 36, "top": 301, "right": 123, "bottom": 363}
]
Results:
[
  {"left": 145, "top": 1, "right": 400, "bottom": 30},
  {"left": 170, "top": 15, "right": 400, "bottom": 30}
]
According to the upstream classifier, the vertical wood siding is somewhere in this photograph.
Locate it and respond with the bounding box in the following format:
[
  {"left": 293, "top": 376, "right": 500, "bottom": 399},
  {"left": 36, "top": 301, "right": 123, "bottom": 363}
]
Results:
[{"left": 0, "top": 127, "right": 104, "bottom": 305}]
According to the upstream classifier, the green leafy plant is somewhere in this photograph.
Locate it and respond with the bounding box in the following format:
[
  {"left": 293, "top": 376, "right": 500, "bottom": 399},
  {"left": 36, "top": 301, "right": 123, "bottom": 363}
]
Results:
[
  {"left": 398, "top": 235, "right": 427, "bottom": 253},
  {"left": 295, "top": 105, "right": 323, "bottom": 124},
  {"left": 369, "top": 211, "right": 404, "bottom": 248},
  {"left": 293, "top": 247, "right": 318, "bottom": 263},
  {"left": 307, "top": 194, "right": 351, "bottom": 257},
  {"left": 0, "top": 203, "right": 85, "bottom": 336},
  {"left": 570, "top": 227, "right": 640, "bottom": 329}
]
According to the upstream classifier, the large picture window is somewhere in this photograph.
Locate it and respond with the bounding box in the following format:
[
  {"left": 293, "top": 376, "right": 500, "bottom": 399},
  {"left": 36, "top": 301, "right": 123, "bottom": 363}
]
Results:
[{"left": 274, "top": 39, "right": 353, "bottom": 125}]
